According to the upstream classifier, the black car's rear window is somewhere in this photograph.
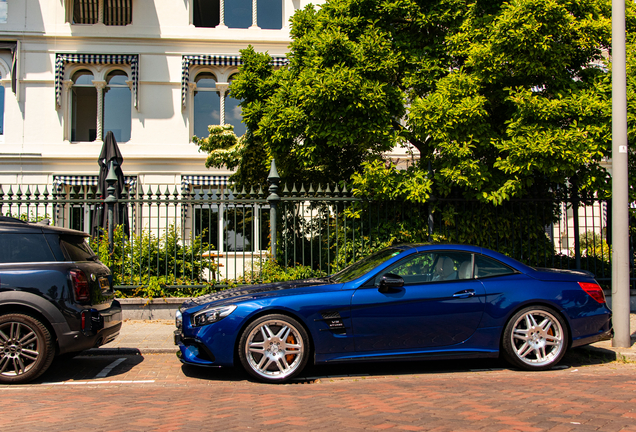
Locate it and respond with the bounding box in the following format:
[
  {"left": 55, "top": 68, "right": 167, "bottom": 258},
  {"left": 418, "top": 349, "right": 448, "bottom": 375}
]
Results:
[
  {"left": 0, "top": 233, "right": 56, "bottom": 263},
  {"left": 59, "top": 235, "right": 97, "bottom": 262}
]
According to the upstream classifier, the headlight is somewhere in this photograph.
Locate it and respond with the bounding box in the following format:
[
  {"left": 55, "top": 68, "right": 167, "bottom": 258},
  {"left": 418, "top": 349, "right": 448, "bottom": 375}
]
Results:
[
  {"left": 175, "top": 310, "right": 183, "bottom": 329},
  {"left": 191, "top": 305, "right": 237, "bottom": 327}
]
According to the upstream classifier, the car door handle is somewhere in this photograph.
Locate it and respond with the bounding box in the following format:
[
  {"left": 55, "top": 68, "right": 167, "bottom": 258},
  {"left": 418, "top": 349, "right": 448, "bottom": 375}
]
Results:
[{"left": 453, "top": 289, "right": 476, "bottom": 299}]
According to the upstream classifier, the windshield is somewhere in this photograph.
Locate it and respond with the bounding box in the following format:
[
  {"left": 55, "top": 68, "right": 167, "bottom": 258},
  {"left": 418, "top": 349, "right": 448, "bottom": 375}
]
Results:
[{"left": 331, "top": 248, "right": 405, "bottom": 283}]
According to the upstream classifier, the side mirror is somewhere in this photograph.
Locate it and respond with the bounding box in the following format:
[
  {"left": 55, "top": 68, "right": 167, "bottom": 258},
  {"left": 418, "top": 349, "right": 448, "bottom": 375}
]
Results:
[{"left": 378, "top": 273, "right": 404, "bottom": 293}]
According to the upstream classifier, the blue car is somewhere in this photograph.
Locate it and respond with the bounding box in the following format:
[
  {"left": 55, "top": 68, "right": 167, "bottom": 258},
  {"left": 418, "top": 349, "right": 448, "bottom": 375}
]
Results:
[{"left": 174, "top": 244, "right": 612, "bottom": 383}]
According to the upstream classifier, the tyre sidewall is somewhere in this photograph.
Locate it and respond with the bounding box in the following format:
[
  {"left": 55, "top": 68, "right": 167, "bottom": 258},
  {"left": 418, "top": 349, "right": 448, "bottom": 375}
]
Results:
[
  {"left": 0, "top": 313, "right": 55, "bottom": 384},
  {"left": 238, "top": 314, "right": 310, "bottom": 383},
  {"left": 502, "top": 306, "right": 569, "bottom": 371}
]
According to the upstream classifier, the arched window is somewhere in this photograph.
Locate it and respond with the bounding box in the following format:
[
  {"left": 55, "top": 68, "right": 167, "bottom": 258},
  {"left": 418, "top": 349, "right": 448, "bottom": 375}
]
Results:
[
  {"left": 71, "top": 70, "right": 97, "bottom": 142},
  {"left": 226, "top": 75, "right": 245, "bottom": 137},
  {"left": 104, "top": 70, "right": 131, "bottom": 142},
  {"left": 193, "top": 72, "right": 221, "bottom": 139}
]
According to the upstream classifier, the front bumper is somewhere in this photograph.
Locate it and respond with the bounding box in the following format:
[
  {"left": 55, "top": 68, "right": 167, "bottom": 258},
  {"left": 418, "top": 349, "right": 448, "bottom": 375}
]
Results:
[{"left": 174, "top": 329, "right": 219, "bottom": 366}]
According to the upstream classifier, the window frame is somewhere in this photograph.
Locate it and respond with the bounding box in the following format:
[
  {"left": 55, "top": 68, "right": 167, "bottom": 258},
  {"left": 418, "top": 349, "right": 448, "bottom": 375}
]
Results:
[
  {"left": 68, "top": 0, "right": 132, "bottom": 26},
  {"left": 191, "top": 0, "right": 284, "bottom": 30},
  {"left": 189, "top": 66, "right": 241, "bottom": 141},
  {"left": 63, "top": 63, "right": 133, "bottom": 143}
]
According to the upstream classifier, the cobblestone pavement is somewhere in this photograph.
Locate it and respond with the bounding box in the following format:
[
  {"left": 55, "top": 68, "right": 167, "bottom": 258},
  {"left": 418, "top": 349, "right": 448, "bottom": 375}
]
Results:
[{"left": 0, "top": 355, "right": 635, "bottom": 432}]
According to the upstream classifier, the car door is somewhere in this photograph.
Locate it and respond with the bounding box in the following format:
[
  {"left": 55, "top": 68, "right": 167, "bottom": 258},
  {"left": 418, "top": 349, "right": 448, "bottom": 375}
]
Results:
[{"left": 350, "top": 251, "right": 486, "bottom": 352}]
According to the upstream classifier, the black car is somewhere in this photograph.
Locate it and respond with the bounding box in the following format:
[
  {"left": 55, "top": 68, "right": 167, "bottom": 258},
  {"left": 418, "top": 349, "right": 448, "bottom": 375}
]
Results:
[{"left": 0, "top": 216, "right": 122, "bottom": 384}]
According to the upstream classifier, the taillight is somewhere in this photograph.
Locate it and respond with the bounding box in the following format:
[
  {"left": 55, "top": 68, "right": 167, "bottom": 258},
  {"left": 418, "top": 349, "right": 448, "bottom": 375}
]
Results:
[
  {"left": 70, "top": 270, "right": 90, "bottom": 302},
  {"left": 578, "top": 282, "right": 606, "bottom": 304}
]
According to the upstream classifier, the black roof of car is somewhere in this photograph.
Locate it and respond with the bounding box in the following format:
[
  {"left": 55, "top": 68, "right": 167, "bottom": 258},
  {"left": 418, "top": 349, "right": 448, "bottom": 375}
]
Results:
[{"left": 0, "top": 216, "right": 89, "bottom": 236}]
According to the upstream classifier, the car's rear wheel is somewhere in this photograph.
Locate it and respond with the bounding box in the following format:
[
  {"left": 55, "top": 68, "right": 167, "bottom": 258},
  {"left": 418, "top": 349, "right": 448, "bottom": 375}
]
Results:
[
  {"left": 238, "top": 314, "right": 310, "bottom": 383},
  {"left": 502, "top": 306, "right": 568, "bottom": 371},
  {"left": 0, "top": 314, "right": 55, "bottom": 384}
]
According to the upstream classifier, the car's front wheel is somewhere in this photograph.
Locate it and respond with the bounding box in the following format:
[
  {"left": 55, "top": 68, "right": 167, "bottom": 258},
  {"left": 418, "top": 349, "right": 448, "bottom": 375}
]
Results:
[
  {"left": 0, "top": 314, "right": 55, "bottom": 384},
  {"left": 238, "top": 314, "right": 310, "bottom": 383},
  {"left": 502, "top": 306, "right": 568, "bottom": 371}
]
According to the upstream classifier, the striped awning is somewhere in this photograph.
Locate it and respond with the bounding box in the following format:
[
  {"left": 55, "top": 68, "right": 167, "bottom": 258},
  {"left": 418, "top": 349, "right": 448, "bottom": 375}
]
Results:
[
  {"left": 181, "top": 175, "right": 231, "bottom": 193},
  {"left": 55, "top": 53, "right": 139, "bottom": 110},
  {"left": 53, "top": 175, "right": 137, "bottom": 193},
  {"left": 181, "top": 54, "right": 288, "bottom": 110}
]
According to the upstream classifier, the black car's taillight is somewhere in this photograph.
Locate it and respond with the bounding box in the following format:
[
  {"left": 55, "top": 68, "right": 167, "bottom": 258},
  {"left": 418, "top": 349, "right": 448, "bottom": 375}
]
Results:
[
  {"left": 578, "top": 282, "right": 606, "bottom": 304},
  {"left": 70, "top": 269, "right": 90, "bottom": 302}
]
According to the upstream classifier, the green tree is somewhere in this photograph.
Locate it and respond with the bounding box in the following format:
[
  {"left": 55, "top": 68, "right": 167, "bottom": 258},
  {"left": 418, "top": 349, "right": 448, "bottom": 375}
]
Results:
[{"left": 199, "top": 0, "right": 625, "bottom": 205}]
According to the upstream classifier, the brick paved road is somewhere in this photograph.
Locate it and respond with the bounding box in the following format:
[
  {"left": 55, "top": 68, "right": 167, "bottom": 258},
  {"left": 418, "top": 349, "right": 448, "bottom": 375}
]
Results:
[{"left": 1, "top": 351, "right": 635, "bottom": 432}]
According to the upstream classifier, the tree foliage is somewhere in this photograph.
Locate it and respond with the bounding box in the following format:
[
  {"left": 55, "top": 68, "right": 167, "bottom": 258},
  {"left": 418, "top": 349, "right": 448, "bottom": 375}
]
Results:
[{"left": 198, "top": 0, "right": 630, "bottom": 204}]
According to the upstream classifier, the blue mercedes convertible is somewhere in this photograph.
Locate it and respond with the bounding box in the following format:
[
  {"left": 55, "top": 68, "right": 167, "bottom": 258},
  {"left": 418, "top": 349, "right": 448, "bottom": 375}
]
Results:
[{"left": 174, "top": 244, "right": 612, "bottom": 383}]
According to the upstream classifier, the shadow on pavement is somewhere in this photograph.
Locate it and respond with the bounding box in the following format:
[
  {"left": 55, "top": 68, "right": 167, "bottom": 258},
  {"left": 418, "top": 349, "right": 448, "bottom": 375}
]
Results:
[
  {"left": 32, "top": 353, "right": 145, "bottom": 384},
  {"left": 178, "top": 348, "right": 628, "bottom": 384}
]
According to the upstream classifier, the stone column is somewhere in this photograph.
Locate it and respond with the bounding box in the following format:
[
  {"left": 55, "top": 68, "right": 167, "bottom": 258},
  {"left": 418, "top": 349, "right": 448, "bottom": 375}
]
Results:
[
  {"left": 216, "top": 0, "right": 228, "bottom": 29},
  {"left": 216, "top": 82, "right": 229, "bottom": 125},
  {"left": 63, "top": 80, "right": 73, "bottom": 141},
  {"left": 93, "top": 80, "right": 106, "bottom": 142},
  {"left": 249, "top": 0, "right": 260, "bottom": 29}
]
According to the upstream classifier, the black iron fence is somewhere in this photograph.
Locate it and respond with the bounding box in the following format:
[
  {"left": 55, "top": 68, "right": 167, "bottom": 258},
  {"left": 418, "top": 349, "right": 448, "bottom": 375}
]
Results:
[{"left": 1, "top": 166, "right": 633, "bottom": 292}]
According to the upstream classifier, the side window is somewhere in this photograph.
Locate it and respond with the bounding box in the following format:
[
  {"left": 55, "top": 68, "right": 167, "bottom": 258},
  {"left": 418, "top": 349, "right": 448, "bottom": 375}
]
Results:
[
  {"left": 194, "top": 0, "right": 282, "bottom": 29},
  {"left": 72, "top": 0, "right": 132, "bottom": 25},
  {"left": 194, "top": 0, "right": 220, "bottom": 27},
  {"left": 0, "top": 233, "right": 56, "bottom": 263},
  {"left": 226, "top": 74, "right": 246, "bottom": 136},
  {"left": 474, "top": 255, "right": 515, "bottom": 279},
  {"left": 103, "top": 70, "right": 131, "bottom": 142},
  {"left": 70, "top": 67, "right": 132, "bottom": 143},
  {"left": 60, "top": 235, "right": 97, "bottom": 262},
  {"left": 71, "top": 70, "right": 97, "bottom": 142},
  {"left": 193, "top": 72, "right": 220, "bottom": 139},
  {"left": 375, "top": 251, "right": 474, "bottom": 285}
]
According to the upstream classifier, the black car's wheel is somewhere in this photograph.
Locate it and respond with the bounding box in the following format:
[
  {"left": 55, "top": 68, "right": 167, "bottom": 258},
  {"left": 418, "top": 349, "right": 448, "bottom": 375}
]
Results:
[
  {"left": 502, "top": 306, "right": 568, "bottom": 371},
  {"left": 0, "top": 314, "right": 55, "bottom": 384},
  {"left": 238, "top": 314, "right": 310, "bottom": 383}
]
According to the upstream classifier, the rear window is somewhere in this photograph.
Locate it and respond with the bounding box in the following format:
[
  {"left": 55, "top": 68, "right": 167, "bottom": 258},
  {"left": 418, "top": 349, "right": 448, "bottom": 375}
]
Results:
[
  {"left": 59, "top": 235, "right": 97, "bottom": 262},
  {"left": 0, "top": 233, "right": 56, "bottom": 263}
]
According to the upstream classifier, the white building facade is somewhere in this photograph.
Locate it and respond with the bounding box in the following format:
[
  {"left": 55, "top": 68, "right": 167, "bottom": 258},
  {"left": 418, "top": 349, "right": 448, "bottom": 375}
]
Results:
[
  {"left": 0, "top": 0, "right": 324, "bottom": 264},
  {"left": 0, "top": 0, "right": 322, "bottom": 199}
]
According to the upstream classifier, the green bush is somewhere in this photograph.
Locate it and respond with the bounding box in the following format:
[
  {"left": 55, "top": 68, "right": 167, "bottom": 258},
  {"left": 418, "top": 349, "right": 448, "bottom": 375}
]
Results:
[
  {"left": 91, "top": 224, "right": 219, "bottom": 299},
  {"left": 236, "top": 258, "right": 325, "bottom": 284}
]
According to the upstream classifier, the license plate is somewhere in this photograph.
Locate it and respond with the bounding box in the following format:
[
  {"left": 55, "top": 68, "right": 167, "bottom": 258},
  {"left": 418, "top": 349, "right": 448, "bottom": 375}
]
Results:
[{"left": 99, "top": 277, "right": 110, "bottom": 291}]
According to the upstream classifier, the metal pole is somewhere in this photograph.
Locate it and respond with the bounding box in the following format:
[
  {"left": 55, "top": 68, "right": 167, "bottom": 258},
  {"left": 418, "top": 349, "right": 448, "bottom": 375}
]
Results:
[
  {"left": 611, "top": 0, "right": 631, "bottom": 348},
  {"left": 267, "top": 159, "right": 280, "bottom": 261}
]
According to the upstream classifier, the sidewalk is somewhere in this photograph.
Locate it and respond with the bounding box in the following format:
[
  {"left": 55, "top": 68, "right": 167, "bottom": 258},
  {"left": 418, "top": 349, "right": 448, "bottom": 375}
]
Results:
[
  {"left": 86, "top": 315, "right": 636, "bottom": 360},
  {"left": 87, "top": 319, "right": 178, "bottom": 355}
]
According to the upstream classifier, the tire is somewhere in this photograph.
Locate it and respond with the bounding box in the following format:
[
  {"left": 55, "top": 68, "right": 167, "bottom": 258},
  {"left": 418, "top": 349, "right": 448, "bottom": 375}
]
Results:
[
  {"left": 0, "top": 314, "right": 56, "bottom": 384},
  {"left": 502, "top": 306, "right": 568, "bottom": 371},
  {"left": 238, "top": 314, "right": 310, "bottom": 383}
]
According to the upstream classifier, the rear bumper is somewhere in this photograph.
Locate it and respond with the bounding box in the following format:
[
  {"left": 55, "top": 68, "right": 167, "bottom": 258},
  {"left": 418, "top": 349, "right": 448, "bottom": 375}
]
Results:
[
  {"left": 571, "top": 328, "right": 613, "bottom": 348},
  {"left": 56, "top": 301, "right": 123, "bottom": 354}
]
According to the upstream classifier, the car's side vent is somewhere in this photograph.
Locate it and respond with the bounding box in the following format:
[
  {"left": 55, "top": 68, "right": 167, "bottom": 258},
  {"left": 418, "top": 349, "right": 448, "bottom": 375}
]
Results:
[{"left": 317, "top": 310, "right": 346, "bottom": 334}]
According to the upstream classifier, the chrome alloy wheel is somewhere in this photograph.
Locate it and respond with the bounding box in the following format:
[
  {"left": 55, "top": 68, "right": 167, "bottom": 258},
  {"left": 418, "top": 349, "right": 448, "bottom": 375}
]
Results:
[
  {"left": 0, "top": 320, "right": 40, "bottom": 378},
  {"left": 509, "top": 309, "right": 565, "bottom": 367},
  {"left": 244, "top": 318, "right": 305, "bottom": 380}
]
